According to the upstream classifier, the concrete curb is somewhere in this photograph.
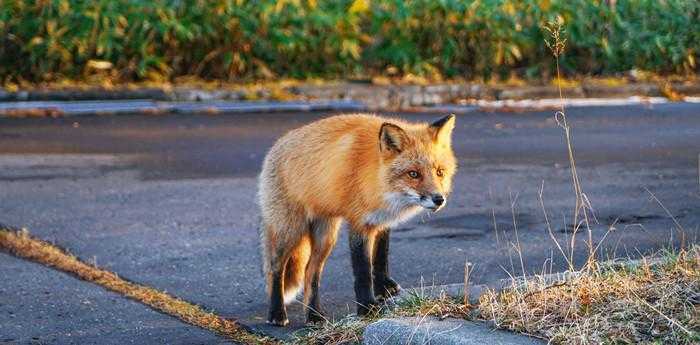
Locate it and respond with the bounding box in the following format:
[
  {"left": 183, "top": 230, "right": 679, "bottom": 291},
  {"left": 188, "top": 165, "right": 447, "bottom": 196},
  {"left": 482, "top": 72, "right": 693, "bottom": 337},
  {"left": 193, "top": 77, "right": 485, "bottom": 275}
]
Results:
[
  {"left": 2, "top": 81, "right": 699, "bottom": 112},
  {"left": 0, "top": 99, "right": 366, "bottom": 117},
  {"left": 363, "top": 317, "right": 544, "bottom": 345},
  {"left": 2, "top": 96, "right": 700, "bottom": 118}
]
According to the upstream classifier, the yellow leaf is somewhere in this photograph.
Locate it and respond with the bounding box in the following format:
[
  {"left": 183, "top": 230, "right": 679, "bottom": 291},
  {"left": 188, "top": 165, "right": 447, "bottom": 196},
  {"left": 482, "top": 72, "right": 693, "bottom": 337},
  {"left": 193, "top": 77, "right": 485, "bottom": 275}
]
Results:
[
  {"left": 349, "top": 0, "right": 370, "bottom": 14},
  {"left": 86, "top": 60, "right": 113, "bottom": 70},
  {"left": 502, "top": 2, "right": 515, "bottom": 16},
  {"left": 687, "top": 51, "right": 695, "bottom": 68},
  {"left": 5, "top": 83, "right": 19, "bottom": 92},
  {"left": 46, "top": 20, "right": 56, "bottom": 34},
  {"left": 59, "top": 0, "right": 70, "bottom": 15},
  {"left": 509, "top": 45, "right": 522, "bottom": 60},
  {"left": 275, "top": 0, "right": 286, "bottom": 13},
  {"left": 341, "top": 40, "right": 361, "bottom": 59},
  {"left": 494, "top": 43, "right": 504, "bottom": 65},
  {"left": 30, "top": 37, "right": 44, "bottom": 46}
]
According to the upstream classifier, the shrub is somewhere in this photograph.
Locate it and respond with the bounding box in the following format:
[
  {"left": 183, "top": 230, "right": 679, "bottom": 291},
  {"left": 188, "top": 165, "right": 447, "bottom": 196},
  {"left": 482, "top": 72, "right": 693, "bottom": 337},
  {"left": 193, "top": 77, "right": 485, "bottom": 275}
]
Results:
[{"left": 0, "top": 0, "right": 698, "bottom": 83}]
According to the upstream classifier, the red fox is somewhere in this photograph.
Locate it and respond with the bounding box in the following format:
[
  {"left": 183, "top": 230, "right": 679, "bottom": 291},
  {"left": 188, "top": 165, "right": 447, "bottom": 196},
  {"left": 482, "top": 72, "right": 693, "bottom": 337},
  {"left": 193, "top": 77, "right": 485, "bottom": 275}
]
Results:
[{"left": 258, "top": 114, "right": 457, "bottom": 325}]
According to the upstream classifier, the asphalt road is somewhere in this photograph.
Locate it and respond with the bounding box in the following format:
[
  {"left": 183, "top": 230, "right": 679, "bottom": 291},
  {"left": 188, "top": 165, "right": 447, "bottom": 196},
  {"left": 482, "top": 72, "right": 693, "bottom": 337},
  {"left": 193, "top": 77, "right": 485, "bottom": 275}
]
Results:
[{"left": 1, "top": 104, "right": 699, "bottom": 343}]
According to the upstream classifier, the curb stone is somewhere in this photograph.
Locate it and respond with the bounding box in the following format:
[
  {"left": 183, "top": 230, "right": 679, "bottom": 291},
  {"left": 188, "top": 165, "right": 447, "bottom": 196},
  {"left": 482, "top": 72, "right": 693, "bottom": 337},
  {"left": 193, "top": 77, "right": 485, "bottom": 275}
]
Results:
[
  {"left": 582, "top": 83, "right": 661, "bottom": 98},
  {"left": 496, "top": 85, "right": 585, "bottom": 100},
  {"left": 0, "top": 88, "right": 170, "bottom": 102},
  {"left": 0, "top": 99, "right": 366, "bottom": 117},
  {"left": 363, "top": 317, "right": 544, "bottom": 345},
  {"left": 1, "top": 95, "right": 697, "bottom": 118},
  {"left": 2, "top": 81, "right": 699, "bottom": 111}
]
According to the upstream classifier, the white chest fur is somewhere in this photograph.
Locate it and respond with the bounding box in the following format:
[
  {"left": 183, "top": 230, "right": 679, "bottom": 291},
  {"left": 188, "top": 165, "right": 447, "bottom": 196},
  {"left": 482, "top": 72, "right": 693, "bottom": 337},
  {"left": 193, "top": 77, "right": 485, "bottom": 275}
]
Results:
[{"left": 363, "top": 192, "right": 423, "bottom": 228}]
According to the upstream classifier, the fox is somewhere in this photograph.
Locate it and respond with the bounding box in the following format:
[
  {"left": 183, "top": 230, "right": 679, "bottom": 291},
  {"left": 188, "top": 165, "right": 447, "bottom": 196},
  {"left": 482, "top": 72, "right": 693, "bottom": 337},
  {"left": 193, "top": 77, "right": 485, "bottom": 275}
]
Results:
[{"left": 258, "top": 113, "right": 457, "bottom": 326}]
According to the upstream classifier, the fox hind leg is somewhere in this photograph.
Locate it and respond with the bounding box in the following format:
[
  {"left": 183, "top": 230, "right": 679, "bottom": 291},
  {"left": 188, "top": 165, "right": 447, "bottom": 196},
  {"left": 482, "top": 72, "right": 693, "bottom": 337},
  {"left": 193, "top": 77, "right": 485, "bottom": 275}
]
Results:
[
  {"left": 261, "top": 208, "right": 308, "bottom": 327},
  {"left": 303, "top": 217, "right": 341, "bottom": 324}
]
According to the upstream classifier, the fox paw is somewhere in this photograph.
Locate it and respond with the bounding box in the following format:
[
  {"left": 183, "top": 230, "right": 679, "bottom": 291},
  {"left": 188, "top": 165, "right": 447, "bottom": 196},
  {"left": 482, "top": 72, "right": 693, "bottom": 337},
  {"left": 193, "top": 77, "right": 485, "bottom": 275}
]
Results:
[
  {"left": 374, "top": 277, "right": 402, "bottom": 300},
  {"left": 306, "top": 309, "right": 328, "bottom": 324},
  {"left": 267, "top": 310, "right": 289, "bottom": 327},
  {"left": 357, "top": 298, "right": 380, "bottom": 317}
]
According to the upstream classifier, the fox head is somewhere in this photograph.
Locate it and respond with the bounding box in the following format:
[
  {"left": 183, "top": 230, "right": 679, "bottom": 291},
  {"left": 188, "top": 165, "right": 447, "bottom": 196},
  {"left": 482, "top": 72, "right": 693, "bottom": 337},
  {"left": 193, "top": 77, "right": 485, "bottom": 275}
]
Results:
[{"left": 378, "top": 115, "right": 457, "bottom": 212}]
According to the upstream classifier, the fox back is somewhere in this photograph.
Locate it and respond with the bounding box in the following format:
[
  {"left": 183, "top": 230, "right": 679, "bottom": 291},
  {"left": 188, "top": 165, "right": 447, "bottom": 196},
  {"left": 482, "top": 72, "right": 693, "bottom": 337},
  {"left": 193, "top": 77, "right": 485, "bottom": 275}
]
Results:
[{"left": 259, "top": 114, "right": 456, "bottom": 229}]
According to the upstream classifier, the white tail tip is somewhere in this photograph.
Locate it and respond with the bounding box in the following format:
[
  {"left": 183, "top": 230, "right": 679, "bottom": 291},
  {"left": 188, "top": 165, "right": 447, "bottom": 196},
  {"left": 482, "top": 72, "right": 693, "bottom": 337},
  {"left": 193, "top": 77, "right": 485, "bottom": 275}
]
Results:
[{"left": 283, "top": 285, "right": 303, "bottom": 305}]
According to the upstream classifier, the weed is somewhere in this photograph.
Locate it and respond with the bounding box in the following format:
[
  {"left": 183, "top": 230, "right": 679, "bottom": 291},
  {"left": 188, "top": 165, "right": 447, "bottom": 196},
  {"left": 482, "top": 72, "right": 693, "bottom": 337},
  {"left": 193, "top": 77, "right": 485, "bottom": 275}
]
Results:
[{"left": 479, "top": 246, "right": 700, "bottom": 344}]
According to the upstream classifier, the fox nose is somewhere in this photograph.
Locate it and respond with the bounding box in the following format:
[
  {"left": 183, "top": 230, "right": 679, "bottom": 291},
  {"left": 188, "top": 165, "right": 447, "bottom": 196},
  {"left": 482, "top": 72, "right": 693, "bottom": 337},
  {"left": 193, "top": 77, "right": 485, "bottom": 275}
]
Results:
[{"left": 432, "top": 194, "right": 445, "bottom": 207}]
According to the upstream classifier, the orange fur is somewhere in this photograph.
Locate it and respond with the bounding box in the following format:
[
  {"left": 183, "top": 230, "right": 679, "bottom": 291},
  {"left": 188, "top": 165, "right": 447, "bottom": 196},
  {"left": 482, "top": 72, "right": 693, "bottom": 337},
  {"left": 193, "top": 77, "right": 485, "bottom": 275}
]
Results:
[
  {"left": 283, "top": 234, "right": 310, "bottom": 302},
  {"left": 259, "top": 113, "right": 457, "bottom": 308}
]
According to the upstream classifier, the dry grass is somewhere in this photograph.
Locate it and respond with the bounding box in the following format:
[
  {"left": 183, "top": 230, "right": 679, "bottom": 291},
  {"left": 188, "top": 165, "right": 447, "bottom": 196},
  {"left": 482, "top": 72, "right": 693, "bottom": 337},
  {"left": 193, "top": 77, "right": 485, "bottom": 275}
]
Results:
[
  {"left": 289, "top": 315, "right": 369, "bottom": 345},
  {"left": 289, "top": 250, "right": 699, "bottom": 345},
  {"left": 391, "top": 290, "right": 472, "bottom": 321},
  {"left": 479, "top": 247, "right": 700, "bottom": 344},
  {"left": 289, "top": 288, "right": 472, "bottom": 345},
  {"left": 0, "top": 227, "right": 278, "bottom": 345}
]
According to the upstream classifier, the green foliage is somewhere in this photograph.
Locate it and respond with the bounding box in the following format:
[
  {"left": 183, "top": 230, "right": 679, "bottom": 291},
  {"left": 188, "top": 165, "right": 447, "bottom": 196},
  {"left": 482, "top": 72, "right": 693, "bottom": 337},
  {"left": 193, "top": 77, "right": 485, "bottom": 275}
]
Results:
[{"left": 1, "top": 0, "right": 698, "bottom": 82}]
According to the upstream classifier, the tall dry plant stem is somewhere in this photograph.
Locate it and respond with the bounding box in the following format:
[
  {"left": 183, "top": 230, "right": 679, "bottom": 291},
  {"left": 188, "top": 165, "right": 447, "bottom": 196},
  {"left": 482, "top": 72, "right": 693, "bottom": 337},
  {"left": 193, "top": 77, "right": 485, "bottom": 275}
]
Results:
[
  {"left": 463, "top": 260, "right": 472, "bottom": 307},
  {"left": 544, "top": 21, "right": 596, "bottom": 271}
]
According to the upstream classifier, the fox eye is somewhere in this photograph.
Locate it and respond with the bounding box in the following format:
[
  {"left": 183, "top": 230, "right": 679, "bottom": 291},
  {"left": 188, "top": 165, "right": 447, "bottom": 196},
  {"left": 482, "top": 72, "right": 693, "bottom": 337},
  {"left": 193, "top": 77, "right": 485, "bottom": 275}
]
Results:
[
  {"left": 436, "top": 168, "right": 444, "bottom": 177},
  {"left": 407, "top": 170, "right": 421, "bottom": 179}
]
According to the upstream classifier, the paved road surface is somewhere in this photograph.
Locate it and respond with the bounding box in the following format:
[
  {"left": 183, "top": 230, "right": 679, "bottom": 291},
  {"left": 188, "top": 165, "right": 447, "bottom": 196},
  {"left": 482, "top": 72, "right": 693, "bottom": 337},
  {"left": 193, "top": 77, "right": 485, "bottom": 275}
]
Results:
[{"left": 1, "top": 104, "right": 699, "bottom": 343}]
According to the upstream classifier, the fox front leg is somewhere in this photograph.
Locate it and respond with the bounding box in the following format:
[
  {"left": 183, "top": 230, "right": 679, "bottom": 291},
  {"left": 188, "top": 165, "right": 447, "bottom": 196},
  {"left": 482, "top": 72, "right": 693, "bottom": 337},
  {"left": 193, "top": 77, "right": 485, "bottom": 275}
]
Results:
[
  {"left": 349, "top": 231, "right": 378, "bottom": 316},
  {"left": 372, "top": 228, "right": 401, "bottom": 300}
]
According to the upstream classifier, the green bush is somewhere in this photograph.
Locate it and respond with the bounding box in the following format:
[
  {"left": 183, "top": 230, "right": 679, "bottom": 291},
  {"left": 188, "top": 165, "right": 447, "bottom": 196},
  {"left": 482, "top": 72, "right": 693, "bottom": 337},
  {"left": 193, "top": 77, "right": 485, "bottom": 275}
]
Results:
[{"left": 1, "top": 0, "right": 698, "bottom": 83}]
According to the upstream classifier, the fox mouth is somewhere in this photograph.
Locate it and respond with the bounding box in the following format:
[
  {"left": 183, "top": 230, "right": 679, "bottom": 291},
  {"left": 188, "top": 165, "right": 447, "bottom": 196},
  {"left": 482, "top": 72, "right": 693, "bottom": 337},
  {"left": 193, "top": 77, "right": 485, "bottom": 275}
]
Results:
[
  {"left": 424, "top": 204, "right": 444, "bottom": 212},
  {"left": 417, "top": 195, "right": 445, "bottom": 212},
  {"left": 403, "top": 191, "right": 446, "bottom": 212}
]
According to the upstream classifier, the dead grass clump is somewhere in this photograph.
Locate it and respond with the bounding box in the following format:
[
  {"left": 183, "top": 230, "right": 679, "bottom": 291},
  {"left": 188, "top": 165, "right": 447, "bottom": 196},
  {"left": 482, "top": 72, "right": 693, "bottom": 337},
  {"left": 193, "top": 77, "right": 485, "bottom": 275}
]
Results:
[
  {"left": 290, "top": 289, "right": 474, "bottom": 345},
  {"left": 391, "top": 290, "right": 472, "bottom": 321},
  {"left": 289, "top": 316, "right": 369, "bottom": 345},
  {"left": 479, "top": 247, "right": 700, "bottom": 344},
  {"left": 0, "top": 227, "right": 278, "bottom": 345}
]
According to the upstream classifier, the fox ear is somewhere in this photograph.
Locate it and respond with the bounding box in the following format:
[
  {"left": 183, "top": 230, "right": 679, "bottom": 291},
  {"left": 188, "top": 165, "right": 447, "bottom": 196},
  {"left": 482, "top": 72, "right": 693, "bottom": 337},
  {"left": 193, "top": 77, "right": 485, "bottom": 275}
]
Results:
[
  {"left": 379, "top": 123, "right": 408, "bottom": 154},
  {"left": 429, "top": 114, "right": 455, "bottom": 145}
]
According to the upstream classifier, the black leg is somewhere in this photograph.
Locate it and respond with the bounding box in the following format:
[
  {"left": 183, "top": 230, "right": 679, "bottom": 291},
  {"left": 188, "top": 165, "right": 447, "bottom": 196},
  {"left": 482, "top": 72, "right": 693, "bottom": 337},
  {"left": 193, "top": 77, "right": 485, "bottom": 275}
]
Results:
[
  {"left": 306, "top": 273, "right": 325, "bottom": 323},
  {"left": 349, "top": 232, "right": 377, "bottom": 316},
  {"left": 372, "top": 229, "right": 401, "bottom": 299},
  {"left": 267, "top": 269, "right": 288, "bottom": 326}
]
